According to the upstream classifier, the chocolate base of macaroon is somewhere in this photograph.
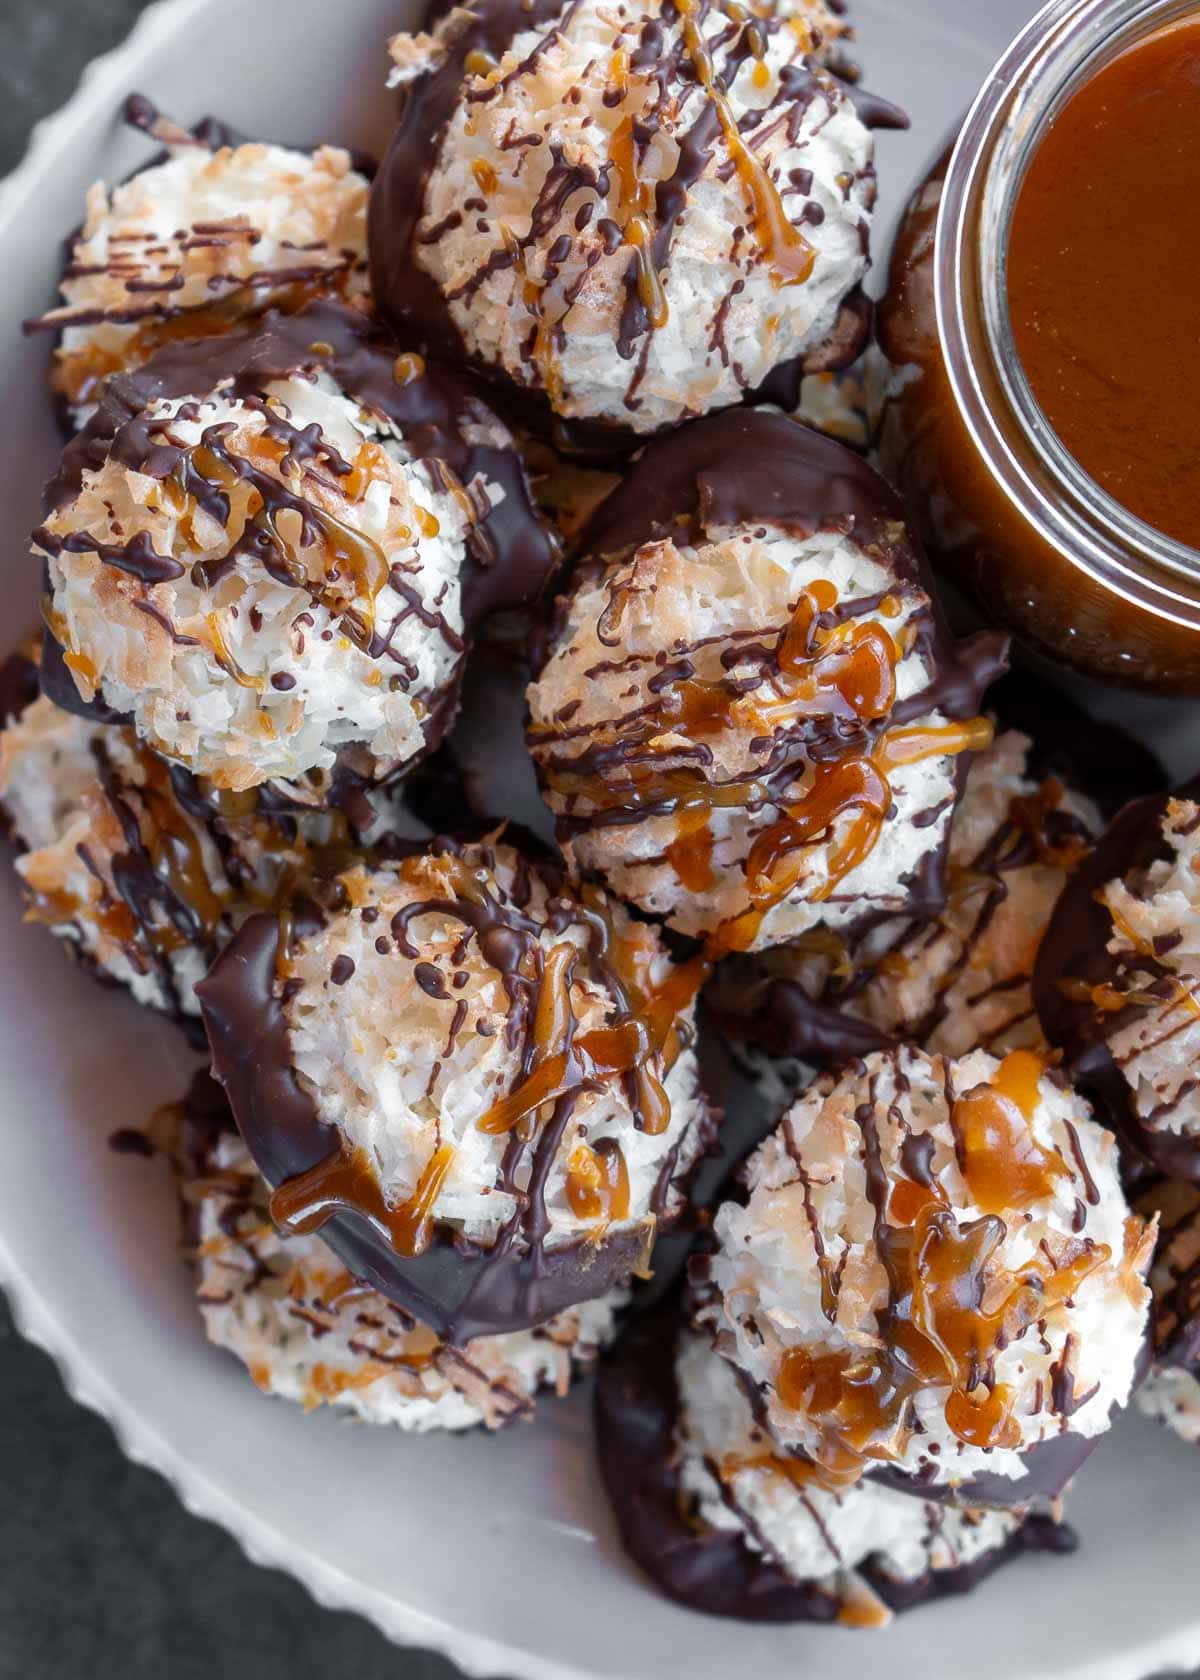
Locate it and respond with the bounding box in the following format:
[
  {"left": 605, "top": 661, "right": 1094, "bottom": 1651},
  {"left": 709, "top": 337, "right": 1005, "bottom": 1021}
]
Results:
[
  {"left": 593, "top": 1294, "right": 1074, "bottom": 1622},
  {"left": 198, "top": 910, "right": 711, "bottom": 1345},
  {"left": 1035, "top": 777, "right": 1200, "bottom": 1184}
]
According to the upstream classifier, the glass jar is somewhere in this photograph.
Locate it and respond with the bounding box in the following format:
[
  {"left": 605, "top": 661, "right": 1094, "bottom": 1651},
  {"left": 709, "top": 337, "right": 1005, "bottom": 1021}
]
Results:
[{"left": 876, "top": 0, "right": 1200, "bottom": 693}]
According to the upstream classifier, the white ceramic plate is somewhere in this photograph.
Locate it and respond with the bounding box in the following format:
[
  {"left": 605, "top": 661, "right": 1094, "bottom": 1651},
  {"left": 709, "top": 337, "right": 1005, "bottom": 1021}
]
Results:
[{"left": 1, "top": 3, "right": 1197, "bottom": 1677}]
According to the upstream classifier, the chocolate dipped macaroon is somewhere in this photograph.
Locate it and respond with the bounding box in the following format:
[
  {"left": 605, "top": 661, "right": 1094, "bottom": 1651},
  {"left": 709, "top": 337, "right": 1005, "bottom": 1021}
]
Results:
[
  {"left": 1035, "top": 777, "right": 1200, "bottom": 1182},
  {"left": 197, "top": 834, "right": 716, "bottom": 1342},
  {"left": 527, "top": 410, "right": 1007, "bottom": 955},
  {"left": 595, "top": 1293, "right": 1074, "bottom": 1625},
  {"left": 370, "top": 0, "right": 904, "bottom": 448},
  {"left": 692, "top": 1045, "right": 1153, "bottom": 1508},
  {"left": 33, "top": 299, "right": 556, "bottom": 806},
  {"left": 27, "top": 96, "right": 370, "bottom": 433},
  {"left": 168, "top": 1076, "right": 627, "bottom": 1431},
  {"left": 708, "top": 728, "right": 1102, "bottom": 1063}
]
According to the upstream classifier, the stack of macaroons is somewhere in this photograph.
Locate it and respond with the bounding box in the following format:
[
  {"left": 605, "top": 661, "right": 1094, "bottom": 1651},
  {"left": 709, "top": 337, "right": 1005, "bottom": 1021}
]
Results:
[
  {"left": 597, "top": 1044, "right": 1154, "bottom": 1621},
  {"left": 167, "top": 1073, "right": 628, "bottom": 1430},
  {"left": 10, "top": 0, "right": 1193, "bottom": 1630}
]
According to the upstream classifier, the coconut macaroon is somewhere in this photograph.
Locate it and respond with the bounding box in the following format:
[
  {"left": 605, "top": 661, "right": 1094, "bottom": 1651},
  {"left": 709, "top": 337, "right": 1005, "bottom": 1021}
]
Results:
[
  {"left": 33, "top": 299, "right": 556, "bottom": 801},
  {"left": 709, "top": 730, "right": 1100, "bottom": 1060},
  {"left": 1134, "top": 1175, "right": 1200, "bottom": 1446},
  {"left": 1036, "top": 778, "right": 1200, "bottom": 1182},
  {"left": 527, "top": 411, "right": 1006, "bottom": 954},
  {"left": 0, "top": 657, "right": 378, "bottom": 1029},
  {"left": 198, "top": 834, "right": 715, "bottom": 1341},
  {"left": 595, "top": 1298, "right": 1073, "bottom": 1625},
  {"left": 180, "top": 1109, "right": 625, "bottom": 1430},
  {"left": 27, "top": 96, "right": 370, "bottom": 431},
  {"left": 693, "top": 1045, "right": 1154, "bottom": 1504},
  {"left": 370, "top": 0, "right": 904, "bottom": 443}
]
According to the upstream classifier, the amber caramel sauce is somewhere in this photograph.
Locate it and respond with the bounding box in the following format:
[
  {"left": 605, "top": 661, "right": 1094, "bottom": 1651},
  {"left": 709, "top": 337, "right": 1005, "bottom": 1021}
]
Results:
[
  {"left": 955, "top": 1048, "right": 1069, "bottom": 1215},
  {"left": 1008, "top": 19, "right": 1200, "bottom": 550},
  {"left": 565, "top": 1139, "right": 631, "bottom": 1224},
  {"left": 270, "top": 1140, "right": 457, "bottom": 1258}
]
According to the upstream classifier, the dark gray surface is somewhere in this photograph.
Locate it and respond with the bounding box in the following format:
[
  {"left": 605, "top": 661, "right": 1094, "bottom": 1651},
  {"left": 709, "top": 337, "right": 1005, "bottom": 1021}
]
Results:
[{"left": 0, "top": 3, "right": 463, "bottom": 1675}]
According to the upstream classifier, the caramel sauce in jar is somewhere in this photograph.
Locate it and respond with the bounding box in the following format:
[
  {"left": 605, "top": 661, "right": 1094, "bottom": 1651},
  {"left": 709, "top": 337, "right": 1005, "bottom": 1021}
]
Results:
[
  {"left": 1008, "top": 19, "right": 1200, "bottom": 552},
  {"left": 877, "top": 4, "right": 1200, "bottom": 692}
]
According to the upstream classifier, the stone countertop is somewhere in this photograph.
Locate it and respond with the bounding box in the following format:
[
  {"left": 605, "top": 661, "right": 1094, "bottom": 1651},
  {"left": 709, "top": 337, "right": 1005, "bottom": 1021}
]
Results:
[{"left": 0, "top": 5, "right": 459, "bottom": 1675}]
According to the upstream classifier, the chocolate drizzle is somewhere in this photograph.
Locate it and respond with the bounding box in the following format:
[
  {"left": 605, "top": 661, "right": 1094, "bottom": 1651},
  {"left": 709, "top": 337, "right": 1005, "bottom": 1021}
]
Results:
[
  {"left": 35, "top": 298, "right": 556, "bottom": 779},
  {"left": 197, "top": 839, "right": 716, "bottom": 1343},
  {"left": 368, "top": 0, "right": 895, "bottom": 453},
  {"left": 593, "top": 1291, "right": 1074, "bottom": 1622},
  {"left": 1036, "top": 775, "right": 1200, "bottom": 1183}
]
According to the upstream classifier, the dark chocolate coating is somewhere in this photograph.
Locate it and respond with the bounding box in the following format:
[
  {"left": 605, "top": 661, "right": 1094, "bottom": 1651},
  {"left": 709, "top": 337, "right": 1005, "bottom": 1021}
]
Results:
[
  {"left": 594, "top": 1293, "right": 1074, "bottom": 1622},
  {"left": 198, "top": 904, "right": 712, "bottom": 1345},
  {"left": 865, "top": 1429, "right": 1101, "bottom": 1511},
  {"left": 368, "top": 0, "right": 902, "bottom": 456},
  {"left": 1035, "top": 775, "right": 1200, "bottom": 1183},
  {"left": 35, "top": 298, "right": 556, "bottom": 786},
  {"left": 1139, "top": 1175, "right": 1200, "bottom": 1374}
]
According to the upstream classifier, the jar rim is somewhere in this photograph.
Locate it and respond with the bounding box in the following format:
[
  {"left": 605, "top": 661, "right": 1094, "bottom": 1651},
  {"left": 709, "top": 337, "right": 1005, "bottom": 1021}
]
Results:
[{"left": 935, "top": 0, "right": 1200, "bottom": 638}]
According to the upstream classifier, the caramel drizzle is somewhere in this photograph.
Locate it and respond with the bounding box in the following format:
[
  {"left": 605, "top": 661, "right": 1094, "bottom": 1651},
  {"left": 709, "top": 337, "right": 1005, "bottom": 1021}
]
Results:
[
  {"left": 565, "top": 1138, "right": 631, "bottom": 1225},
  {"left": 180, "top": 434, "right": 393, "bottom": 647},
  {"left": 673, "top": 0, "right": 815, "bottom": 288},
  {"left": 271, "top": 1142, "right": 457, "bottom": 1258},
  {"left": 773, "top": 1049, "right": 1113, "bottom": 1489}
]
